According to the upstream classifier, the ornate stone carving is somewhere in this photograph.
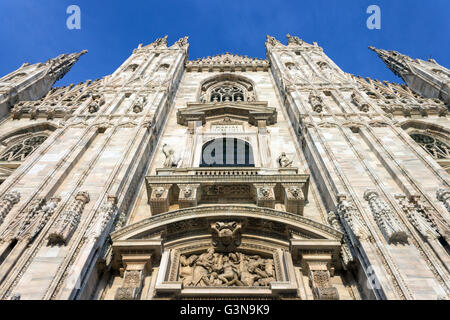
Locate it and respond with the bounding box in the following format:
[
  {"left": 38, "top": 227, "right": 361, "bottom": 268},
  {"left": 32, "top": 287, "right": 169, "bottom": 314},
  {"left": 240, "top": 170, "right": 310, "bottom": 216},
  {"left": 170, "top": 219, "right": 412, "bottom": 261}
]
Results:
[
  {"left": 306, "top": 261, "right": 339, "bottom": 300},
  {"left": 148, "top": 35, "right": 168, "bottom": 49},
  {"left": 10, "top": 293, "right": 21, "bottom": 300},
  {"left": 255, "top": 183, "right": 276, "bottom": 209},
  {"left": 162, "top": 143, "right": 180, "bottom": 168},
  {"left": 186, "top": 53, "right": 269, "bottom": 71},
  {"left": 266, "top": 35, "right": 283, "bottom": 48},
  {"left": 277, "top": 152, "right": 293, "bottom": 168},
  {"left": 395, "top": 194, "right": 440, "bottom": 239},
  {"left": 84, "top": 196, "right": 117, "bottom": 242},
  {"left": 351, "top": 92, "right": 370, "bottom": 112},
  {"left": 114, "top": 253, "right": 152, "bottom": 300},
  {"left": 286, "top": 34, "right": 304, "bottom": 46},
  {"left": 0, "top": 190, "right": 20, "bottom": 226},
  {"left": 309, "top": 93, "right": 323, "bottom": 113},
  {"left": 150, "top": 184, "right": 171, "bottom": 215},
  {"left": 87, "top": 94, "right": 104, "bottom": 114},
  {"left": 364, "top": 189, "right": 408, "bottom": 244},
  {"left": 132, "top": 96, "right": 146, "bottom": 113},
  {"left": 10, "top": 197, "right": 61, "bottom": 242},
  {"left": 283, "top": 184, "right": 305, "bottom": 215},
  {"left": 177, "top": 184, "right": 200, "bottom": 209},
  {"left": 174, "top": 36, "right": 189, "bottom": 49},
  {"left": 437, "top": 188, "right": 450, "bottom": 213},
  {"left": 211, "top": 221, "right": 242, "bottom": 251},
  {"left": 47, "top": 191, "right": 90, "bottom": 246},
  {"left": 336, "top": 193, "right": 369, "bottom": 241},
  {"left": 327, "top": 211, "right": 354, "bottom": 267},
  {"left": 179, "top": 248, "right": 275, "bottom": 287}
]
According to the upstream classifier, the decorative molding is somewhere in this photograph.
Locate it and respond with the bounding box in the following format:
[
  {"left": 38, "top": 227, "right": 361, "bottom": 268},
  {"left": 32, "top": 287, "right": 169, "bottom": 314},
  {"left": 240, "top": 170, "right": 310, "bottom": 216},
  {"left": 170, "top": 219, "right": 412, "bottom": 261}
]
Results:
[{"left": 186, "top": 53, "right": 269, "bottom": 72}]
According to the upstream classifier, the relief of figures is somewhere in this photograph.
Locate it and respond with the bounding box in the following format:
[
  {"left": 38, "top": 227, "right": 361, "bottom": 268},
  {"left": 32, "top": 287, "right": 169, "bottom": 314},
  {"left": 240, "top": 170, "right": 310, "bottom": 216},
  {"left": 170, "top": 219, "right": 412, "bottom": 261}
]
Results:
[{"left": 179, "top": 248, "right": 275, "bottom": 287}]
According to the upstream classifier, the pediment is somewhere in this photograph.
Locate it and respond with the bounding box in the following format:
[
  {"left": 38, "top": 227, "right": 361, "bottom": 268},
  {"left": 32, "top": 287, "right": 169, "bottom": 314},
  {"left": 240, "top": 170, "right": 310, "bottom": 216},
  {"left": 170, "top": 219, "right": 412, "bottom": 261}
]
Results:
[{"left": 177, "top": 101, "right": 277, "bottom": 126}]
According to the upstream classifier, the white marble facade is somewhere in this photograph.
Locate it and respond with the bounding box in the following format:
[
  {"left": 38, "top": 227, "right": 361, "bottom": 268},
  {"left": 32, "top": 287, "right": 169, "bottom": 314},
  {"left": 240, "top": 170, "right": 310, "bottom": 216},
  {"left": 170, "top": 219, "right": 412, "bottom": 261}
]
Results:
[{"left": 0, "top": 35, "right": 449, "bottom": 300}]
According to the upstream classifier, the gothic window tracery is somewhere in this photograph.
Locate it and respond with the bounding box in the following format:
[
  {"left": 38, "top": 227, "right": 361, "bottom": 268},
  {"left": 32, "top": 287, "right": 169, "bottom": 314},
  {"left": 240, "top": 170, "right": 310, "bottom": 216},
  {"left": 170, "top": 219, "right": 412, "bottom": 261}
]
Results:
[
  {"left": 410, "top": 133, "right": 450, "bottom": 160},
  {"left": 209, "top": 85, "right": 245, "bottom": 103},
  {"left": 199, "top": 75, "right": 256, "bottom": 103},
  {"left": 0, "top": 135, "right": 48, "bottom": 162}
]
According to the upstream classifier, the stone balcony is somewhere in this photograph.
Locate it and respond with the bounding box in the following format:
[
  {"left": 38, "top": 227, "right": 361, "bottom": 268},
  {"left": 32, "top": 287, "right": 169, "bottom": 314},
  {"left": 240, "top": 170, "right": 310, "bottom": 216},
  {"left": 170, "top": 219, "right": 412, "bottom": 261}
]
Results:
[{"left": 145, "top": 167, "right": 310, "bottom": 215}]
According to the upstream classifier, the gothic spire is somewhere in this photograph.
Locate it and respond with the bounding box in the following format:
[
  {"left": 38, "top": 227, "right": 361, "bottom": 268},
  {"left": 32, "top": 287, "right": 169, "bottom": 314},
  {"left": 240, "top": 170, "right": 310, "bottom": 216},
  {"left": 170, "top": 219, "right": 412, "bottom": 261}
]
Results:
[
  {"left": 45, "top": 50, "right": 88, "bottom": 81},
  {"left": 369, "top": 46, "right": 412, "bottom": 78}
]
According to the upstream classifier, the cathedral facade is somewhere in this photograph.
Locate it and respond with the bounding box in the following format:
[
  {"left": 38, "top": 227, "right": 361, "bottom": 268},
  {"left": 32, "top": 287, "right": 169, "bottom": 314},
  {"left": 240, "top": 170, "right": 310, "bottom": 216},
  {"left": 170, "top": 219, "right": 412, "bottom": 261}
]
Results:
[{"left": 0, "top": 35, "right": 449, "bottom": 300}]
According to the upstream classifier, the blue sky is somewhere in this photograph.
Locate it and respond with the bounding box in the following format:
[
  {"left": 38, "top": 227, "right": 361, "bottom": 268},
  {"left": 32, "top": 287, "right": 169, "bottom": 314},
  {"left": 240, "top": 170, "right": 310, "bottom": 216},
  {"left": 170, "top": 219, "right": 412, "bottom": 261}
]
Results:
[{"left": 0, "top": 0, "right": 449, "bottom": 86}]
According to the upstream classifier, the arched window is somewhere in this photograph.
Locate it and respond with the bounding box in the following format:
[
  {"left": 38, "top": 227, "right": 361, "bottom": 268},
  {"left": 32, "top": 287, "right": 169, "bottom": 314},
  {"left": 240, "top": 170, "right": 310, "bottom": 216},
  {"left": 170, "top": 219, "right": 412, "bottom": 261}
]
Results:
[
  {"left": 200, "top": 138, "right": 254, "bottom": 167},
  {"left": 0, "top": 135, "right": 48, "bottom": 161},
  {"left": 410, "top": 133, "right": 450, "bottom": 160},
  {"left": 199, "top": 74, "right": 256, "bottom": 103}
]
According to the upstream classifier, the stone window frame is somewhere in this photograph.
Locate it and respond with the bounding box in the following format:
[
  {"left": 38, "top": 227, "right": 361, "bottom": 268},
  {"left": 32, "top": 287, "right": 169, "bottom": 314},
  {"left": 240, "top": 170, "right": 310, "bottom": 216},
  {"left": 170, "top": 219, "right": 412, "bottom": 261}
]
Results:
[
  {"left": 0, "top": 124, "right": 56, "bottom": 164},
  {"left": 198, "top": 74, "right": 256, "bottom": 104},
  {"left": 401, "top": 120, "right": 450, "bottom": 172}
]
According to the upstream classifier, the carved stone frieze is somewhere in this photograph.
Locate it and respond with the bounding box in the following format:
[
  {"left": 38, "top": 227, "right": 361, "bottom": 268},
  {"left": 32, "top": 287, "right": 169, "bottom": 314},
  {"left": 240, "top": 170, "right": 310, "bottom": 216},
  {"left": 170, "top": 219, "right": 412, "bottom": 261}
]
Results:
[
  {"left": 185, "top": 53, "right": 269, "bottom": 72},
  {"left": 179, "top": 248, "right": 275, "bottom": 287}
]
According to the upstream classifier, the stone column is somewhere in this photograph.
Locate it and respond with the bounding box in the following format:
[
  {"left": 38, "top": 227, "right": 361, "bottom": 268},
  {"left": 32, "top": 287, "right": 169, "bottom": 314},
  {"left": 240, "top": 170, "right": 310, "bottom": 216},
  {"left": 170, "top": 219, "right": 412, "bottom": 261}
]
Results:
[
  {"left": 149, "top": 184, "right": 172, "bottom": 215},
  {"left": 302, "top": 254, "right": 339, "bottom": 300},
  {"left": 0, "top": 190, "right": 20, "bottom": 226},
  {"left": 282, "top": 184, "right": 305, "bottom": 215},
  {"left": 114, "top": 253, "right": 152, "bottom": 300},
  {"left": 47, "top": 191, "right": 90, "bottom": 246},
  {"left": 254, "top": 183, "right": 276, "bottom": 209},
  {"left": 177, "top": 184, "right": 200, "bottom": 209}
]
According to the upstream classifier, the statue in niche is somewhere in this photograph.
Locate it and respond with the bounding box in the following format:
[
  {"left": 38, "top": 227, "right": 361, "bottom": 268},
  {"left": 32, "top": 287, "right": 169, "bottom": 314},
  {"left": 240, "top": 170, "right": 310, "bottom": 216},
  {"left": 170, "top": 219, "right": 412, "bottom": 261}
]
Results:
[
  {"left": 162, "top": 143, "right": 180, "bottom": 168},
  {"left": 277, "top": 152, "right": 293, "bottom": 168},
  {"left": 179, "top": 248, "right": 275, "bottom": 287}
]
